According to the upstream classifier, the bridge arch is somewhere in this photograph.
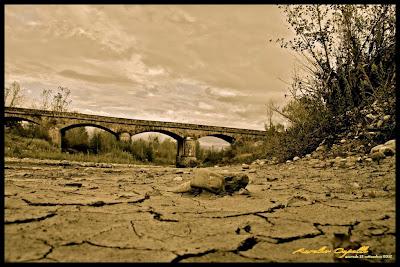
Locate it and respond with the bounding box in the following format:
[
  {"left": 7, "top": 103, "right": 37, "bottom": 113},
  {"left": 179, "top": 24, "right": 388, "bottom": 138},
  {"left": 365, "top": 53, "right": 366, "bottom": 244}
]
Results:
[
  {"left": 60, "top": 123, "right": 118, "bottom": 138},
  {"left": 4, "top": 115, "right": 42, "bottom": 125},
  {"left": 201, "top": 134, "right": 235, "bottom": 144},
  {"left": 130, "top": 130, "right": 184, "bottom": 142}
]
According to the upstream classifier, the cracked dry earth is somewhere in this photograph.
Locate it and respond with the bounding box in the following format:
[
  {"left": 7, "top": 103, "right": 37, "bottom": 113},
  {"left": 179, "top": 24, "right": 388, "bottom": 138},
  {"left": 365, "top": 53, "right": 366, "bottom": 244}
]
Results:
[{"left": 4, "top": 157, "right": 396, "bottom": 263}]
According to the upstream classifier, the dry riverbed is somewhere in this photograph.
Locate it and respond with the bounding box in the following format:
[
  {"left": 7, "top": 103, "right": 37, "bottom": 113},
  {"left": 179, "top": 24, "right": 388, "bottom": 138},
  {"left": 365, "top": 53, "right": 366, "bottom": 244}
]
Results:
[{"left": 4, "top": 156, "right": 396, "bottom": 263}]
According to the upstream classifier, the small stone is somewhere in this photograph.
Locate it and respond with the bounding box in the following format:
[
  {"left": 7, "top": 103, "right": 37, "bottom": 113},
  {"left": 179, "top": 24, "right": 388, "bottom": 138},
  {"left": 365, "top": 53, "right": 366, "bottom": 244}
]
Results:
[
  {"left": 168, "top": 181, "right": 192, "bottom": 193},
  {"left": 316, "top": 145, "right": 326, "bottom": 152},
  {"left": 366, "top": 114, "right": 376, "bottom": 120},
  {"left": 383, "top": 115, "right": 391, "bottom": 121},
  {"left": 370, "top": 152, "right": 385, "bottom": 164},
  {"left": 370, "top": 144, "right": 385, "bottom": 154},
  {"left": 365, "top": 158, "right": 373, "bottom": 163},
  {"left": 340, "top": 139, "right": 346, "bottom": 144},
  {"left": 241, "top": 164, "right": 250, "bottom": 170},
  {"left": 248, "top": 170, "right": 256, "bottom": 174},
  {"left": 267, "top": 177, "right": 278, "bottom": 182},
  {"left": 286, "top": 160, "right": 292, "bottom": 164},
  {"left": 305, "top": 154, "right": 311, "bottom": 158},
  {"left": 190, "top": 169, "right": 225, "bottom": 193},
  {"left": 293, "top": 156, "right": 300, "bottom": 161},
  {"left": 175, "top": 170, "right": 184, "bottom": 174},
  {"left": 379, "top": 146, "right": 395, "bottom": 156},
  {"left": 352, "top": 182, "right": 360, "bottom": 188},
  {"left": 223, "top": 173, "right": 249, "bottom": 193},
  {"left": 384, "top": 139, "right": 395, "bottom": 150},
  {"left": 376, "top": 120, "right": 383, "bottom": 128},
  {"left": 173, "top": 176, "right": 183, "bottom": 182}
]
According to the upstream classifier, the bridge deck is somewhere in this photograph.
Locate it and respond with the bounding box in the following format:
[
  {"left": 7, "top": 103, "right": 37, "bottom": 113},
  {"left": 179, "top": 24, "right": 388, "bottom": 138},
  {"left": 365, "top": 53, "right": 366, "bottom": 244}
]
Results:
[{"left": 5, "top": 107, "right": 266, "bottom": 136}]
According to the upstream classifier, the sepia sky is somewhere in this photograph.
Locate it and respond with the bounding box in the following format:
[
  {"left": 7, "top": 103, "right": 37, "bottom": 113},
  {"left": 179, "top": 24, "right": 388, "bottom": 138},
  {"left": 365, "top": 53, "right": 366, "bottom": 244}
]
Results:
[{"left": 5, "top": 5, "right": 297, "bottom": 131}]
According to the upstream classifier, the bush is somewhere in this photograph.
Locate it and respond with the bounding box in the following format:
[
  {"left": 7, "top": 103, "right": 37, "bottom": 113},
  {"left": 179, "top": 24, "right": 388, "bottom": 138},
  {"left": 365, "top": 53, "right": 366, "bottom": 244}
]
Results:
[{"left": 260, "top": 5, "right": 396, "bottom": 161}]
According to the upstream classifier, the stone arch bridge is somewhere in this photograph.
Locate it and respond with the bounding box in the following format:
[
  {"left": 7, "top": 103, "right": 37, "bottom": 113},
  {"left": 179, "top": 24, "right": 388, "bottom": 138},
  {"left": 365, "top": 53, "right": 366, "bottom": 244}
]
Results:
[{"left": 5, "top": 107, "right": 266, "bottom": 167}]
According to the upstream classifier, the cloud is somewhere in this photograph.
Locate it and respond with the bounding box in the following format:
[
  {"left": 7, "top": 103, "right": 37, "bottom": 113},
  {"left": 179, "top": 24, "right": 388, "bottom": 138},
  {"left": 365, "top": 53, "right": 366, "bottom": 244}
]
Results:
[
  {"left": 198, "top": 101, "right": 214, "bottom": 110},
  {"left": 58, "top": 69, "right": 134, "bottom": 85},
  {"left": 5, "top": 5, "right": 297, "bottom": 131}
]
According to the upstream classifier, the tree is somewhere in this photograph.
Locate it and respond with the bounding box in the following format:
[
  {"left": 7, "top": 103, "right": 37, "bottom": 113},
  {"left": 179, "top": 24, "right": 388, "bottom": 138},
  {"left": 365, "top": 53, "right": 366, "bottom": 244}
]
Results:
[
  {"left": 5, "top": 81, "right": 24, "bottom": 107},
  {"left": 265, "top": 99, "right": 275, "bottom": 130},
  {"left": 40, "top": 89, "right": 53, "bottom": 110},
  {"left": 51, "top": 86, "right": 72, "bottom": 112},
  {"left": 273, "top": 5, "right": 395, "bottom": 114}
]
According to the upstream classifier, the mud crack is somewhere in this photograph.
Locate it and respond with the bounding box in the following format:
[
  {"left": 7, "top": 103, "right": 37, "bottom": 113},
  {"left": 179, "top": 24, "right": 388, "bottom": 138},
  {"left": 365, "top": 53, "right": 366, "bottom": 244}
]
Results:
[
  {"left": 211, "top": 203, "right": 286, "bottom": 219},
  {"left": 148, "top": 210, "right": 179, "bottom": 222},
  {"left": 130, "top": 221, "right": 142, "bottom": 238},
  {"left": 256, "top": 223, "right": 324, "bottom": 244},
  {"left": 170, "top": 249, "right": 217, "bottom": 263},
  {"left": 5, "top": 212, "right": 57, "bottom": 224},
  {"left": 21, "top": 196, "right": 147, "bottom": 207},
  {"left": 233, "top": 237, "right": 259, "bottom": 252}
]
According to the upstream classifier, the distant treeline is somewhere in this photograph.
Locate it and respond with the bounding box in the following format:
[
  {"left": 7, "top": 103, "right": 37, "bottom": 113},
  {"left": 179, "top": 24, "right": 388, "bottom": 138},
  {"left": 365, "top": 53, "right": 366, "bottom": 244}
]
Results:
[{"left": 5, "top": 122, "right": 257, "bottom": 165}]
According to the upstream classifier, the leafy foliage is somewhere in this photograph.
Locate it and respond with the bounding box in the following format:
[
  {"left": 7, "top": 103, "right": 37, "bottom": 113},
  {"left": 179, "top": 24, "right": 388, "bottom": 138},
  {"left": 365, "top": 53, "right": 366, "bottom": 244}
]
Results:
[{"left": 262, "top": 4, "right": 396, "bottom": 161}]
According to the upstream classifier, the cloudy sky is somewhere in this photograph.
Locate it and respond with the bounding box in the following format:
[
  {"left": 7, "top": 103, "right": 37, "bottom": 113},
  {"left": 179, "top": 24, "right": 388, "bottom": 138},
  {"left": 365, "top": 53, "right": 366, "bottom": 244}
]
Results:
[{"left": 5, "top": 5, "right": 297, "bottom": 131}]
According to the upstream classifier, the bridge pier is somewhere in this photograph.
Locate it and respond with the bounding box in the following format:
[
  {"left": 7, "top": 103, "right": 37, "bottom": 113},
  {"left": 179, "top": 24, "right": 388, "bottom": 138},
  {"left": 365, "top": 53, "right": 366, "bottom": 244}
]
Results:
[
  {"left": 119, "top": 132, "right": 131, "bottom": 142},
  {"left": 176, "top": 137, "right": 198, "bottom": 168}
]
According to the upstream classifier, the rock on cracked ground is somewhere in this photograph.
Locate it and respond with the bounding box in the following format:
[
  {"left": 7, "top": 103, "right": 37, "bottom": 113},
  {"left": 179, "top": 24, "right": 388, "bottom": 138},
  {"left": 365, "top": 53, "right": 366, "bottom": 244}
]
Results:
[{"left": 4, "top": 157, "right": 396, "bottom": 263}]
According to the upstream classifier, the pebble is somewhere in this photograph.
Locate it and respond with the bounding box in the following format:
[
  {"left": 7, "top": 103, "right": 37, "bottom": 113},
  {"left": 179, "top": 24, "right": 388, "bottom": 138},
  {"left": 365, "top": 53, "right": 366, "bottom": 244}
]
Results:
[
  {"left": 370, "top": 152, "right": 385, "bottom": 163},
  {"left": 366, "top": 114, "right": 376, "bottom": 120}
]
